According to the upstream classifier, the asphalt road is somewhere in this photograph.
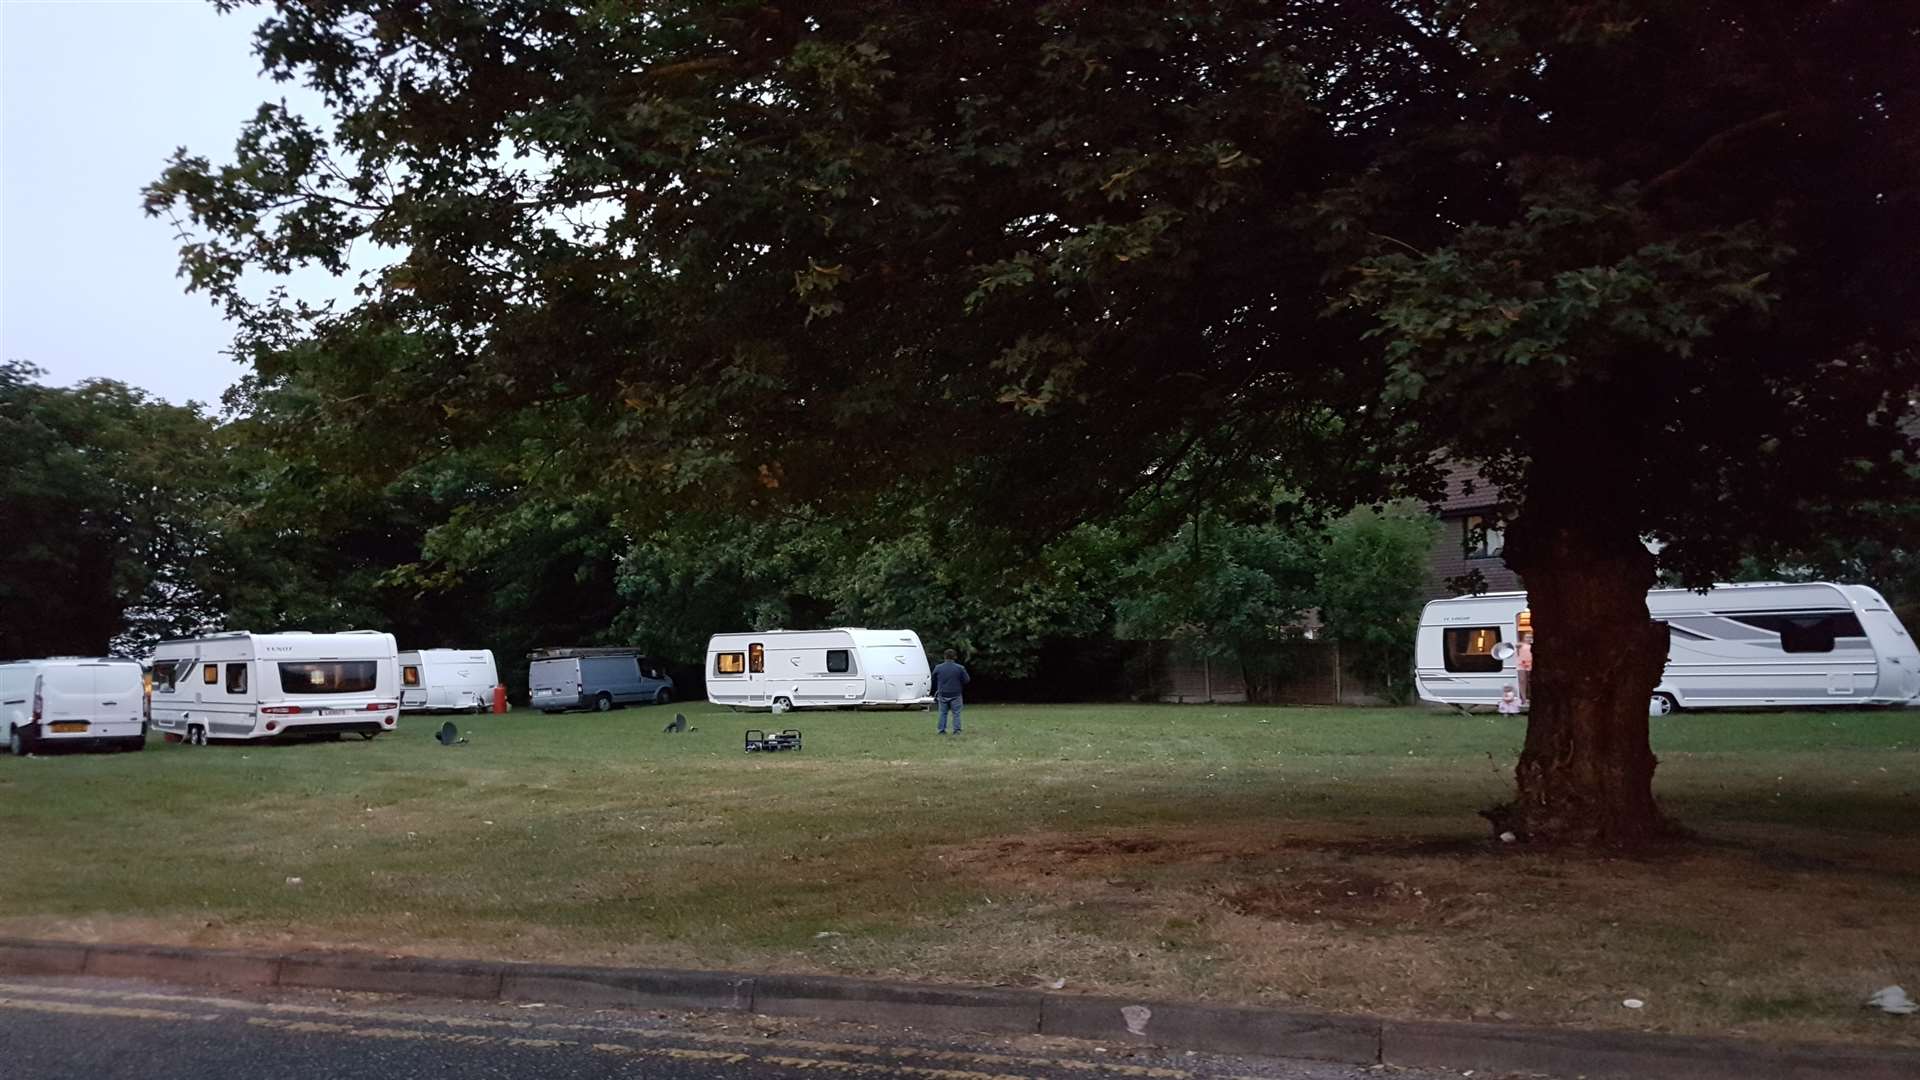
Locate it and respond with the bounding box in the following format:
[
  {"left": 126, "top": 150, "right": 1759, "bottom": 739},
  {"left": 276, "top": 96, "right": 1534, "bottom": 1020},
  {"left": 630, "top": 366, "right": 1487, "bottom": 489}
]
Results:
[{"left": 0, "top": 975, "right": 1485, "bottom": 1080}]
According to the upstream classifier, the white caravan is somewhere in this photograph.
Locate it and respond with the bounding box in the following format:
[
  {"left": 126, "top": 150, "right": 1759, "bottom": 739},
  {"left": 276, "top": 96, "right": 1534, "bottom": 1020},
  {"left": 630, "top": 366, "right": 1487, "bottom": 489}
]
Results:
[
  {"left": 2, "top": 658, "right": 146, "bottom": 755},
  {"left": 398, "top": 649, "right": 499, "bottom": 713},
  {"left": 148, "top": 631, "right": 400, "bottom": 744},
  {"left": 1415, "top": 582, "right": 1920, "bottom": 714},
  {"left": 705, "top": 628, "right": 932, "bottom": 713}
]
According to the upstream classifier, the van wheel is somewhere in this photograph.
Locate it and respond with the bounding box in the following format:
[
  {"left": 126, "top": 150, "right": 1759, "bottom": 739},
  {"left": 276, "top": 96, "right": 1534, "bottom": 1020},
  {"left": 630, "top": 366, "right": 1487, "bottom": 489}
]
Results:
[
  {"left": 8, "top": 727, "right": 29, "bottom": 756},
  {"left": 1650, "top": 692, "right": 1679, "bottom": 716},
  {"left": 121, "top": 736, "right": 146, "bottom": 752},
  {"left": 771, "top": 697, "right": 792, "bottom": 715},
  {"left": 594, "top": 693, "right": 613, "bottom": 712},
  {"left": 654, "top": 688, "right": 673, "bottom": 706}
]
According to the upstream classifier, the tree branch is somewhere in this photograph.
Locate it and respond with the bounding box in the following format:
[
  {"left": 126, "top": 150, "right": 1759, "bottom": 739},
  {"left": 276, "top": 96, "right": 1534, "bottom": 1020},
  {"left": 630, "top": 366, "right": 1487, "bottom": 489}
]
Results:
[{"left": 1643, "top": 109, "right": 1793, "bottom": 197}]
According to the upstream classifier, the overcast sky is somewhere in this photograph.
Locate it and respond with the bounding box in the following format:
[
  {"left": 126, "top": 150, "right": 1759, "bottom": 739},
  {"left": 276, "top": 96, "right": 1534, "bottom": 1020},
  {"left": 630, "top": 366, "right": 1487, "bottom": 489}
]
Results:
[{"left": 2, "top": 0, "right": 337, "bottom": 409}]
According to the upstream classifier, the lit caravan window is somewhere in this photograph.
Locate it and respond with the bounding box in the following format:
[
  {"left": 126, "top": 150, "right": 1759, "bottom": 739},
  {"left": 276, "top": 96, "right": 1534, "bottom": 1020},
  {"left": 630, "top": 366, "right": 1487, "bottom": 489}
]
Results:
[
  {"left": 826, "top": 649, "right": 851, "bottom": 674},
  {"left": 749, "top": 643, "right": 765, "bottom": 673},
  {"left": 225, "top": 663, "right": 247, "bottom": 694},
  {"left": 402, "top": 665, "right": 421, "bottom": 687},
  {"left": 1443, "top": 627, "right": 1504, "bottom": 673},
  {"left": 715, "top": 652, "right": 746, "bottom": 675},
  {"left": 278, "top": 662, "right": 378, "bottom": 694},
  {"left": 203, "top": 663, "right": 219, "bottom": 685}
]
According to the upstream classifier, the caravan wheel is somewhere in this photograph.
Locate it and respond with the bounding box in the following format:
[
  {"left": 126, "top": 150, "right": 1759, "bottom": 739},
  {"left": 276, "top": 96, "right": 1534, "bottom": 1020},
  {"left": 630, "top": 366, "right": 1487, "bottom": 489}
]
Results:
[
  {"left": 1649, "top": 692, "right": 1679, "bottom": 717},
  {"left": 770, "top": 697, "right": 792, "bottom": 715},
  {"left": 187, "top": 725, "right": 208, "bottom": 746}
]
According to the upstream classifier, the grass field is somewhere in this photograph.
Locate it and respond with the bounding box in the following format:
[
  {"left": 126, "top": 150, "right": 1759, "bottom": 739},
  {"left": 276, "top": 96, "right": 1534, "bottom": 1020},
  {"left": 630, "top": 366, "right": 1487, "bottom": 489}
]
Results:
[{"left": 2, "top": 703, "right": 1916, "bottom": 1045}]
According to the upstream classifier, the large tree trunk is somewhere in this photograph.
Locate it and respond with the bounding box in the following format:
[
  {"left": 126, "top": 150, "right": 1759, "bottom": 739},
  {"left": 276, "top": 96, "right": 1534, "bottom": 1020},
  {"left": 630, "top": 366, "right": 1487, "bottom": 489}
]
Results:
[{"left": 1493, "top": 458, "right": 1677, "bottom": 848}]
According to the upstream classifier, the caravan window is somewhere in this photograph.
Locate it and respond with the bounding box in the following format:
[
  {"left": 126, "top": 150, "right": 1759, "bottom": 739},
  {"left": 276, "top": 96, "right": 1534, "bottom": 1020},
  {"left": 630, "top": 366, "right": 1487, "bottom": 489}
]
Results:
[
  {"left": 152, "top": 659, "right": 185, "bottom": 692},
  {"left": 225, "top": 663, "right": 247, "bottom": 694},
  {"left": 402, "top": 665, "right": 421, "bottom": 687},
  {"left": 278, "top": 662, "right": 378, "bottom": 694},
  {"left": 1728, "top": 612, "right": 1866, "bottom": 654},
  {"left": 202, "top": 663, "right": 219, "bottom": 685},
  {"left": 1443, "top": 627, "right": 1504, "bottom": 673},
  {"left": 714, "top": 652, "right": 746, "bottom": 675},
  {"left": 826, "top": 649, "right": 852, "bottom": 674},
  {"left": 748, "top": 643, "right": 765, "bottom": 673}
]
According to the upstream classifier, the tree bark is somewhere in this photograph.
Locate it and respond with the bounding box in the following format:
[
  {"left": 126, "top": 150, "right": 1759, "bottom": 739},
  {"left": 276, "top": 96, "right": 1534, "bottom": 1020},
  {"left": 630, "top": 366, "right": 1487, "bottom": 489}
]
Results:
[{"left": 1493, "top": 456, "right": 1677, "bottom": 848}]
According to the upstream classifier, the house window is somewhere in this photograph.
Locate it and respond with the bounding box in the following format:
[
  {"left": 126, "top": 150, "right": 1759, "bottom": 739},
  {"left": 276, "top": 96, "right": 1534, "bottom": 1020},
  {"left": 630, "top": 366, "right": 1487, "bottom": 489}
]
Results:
[
  {"left": 1443, "top": 627, "right": 1505, "bottom": 673},
  {"left": 826, "top": 649, "right": 851, "bottom": 674},
  {"left": 202, "top": 663, "right": 219, "bottom": 685},
  {"left": 715, "top": 652, "right": 746, "bottom": 675},
  {"left": 1463, "top": 515, "right": 1504, "bottom": 560},
  {"left": 749, "top": 643, "right": 765, "bottom": 673},
  {"left": 402, "top": 665, "right": 421, "bottom": 687},
  {"left": 225, "top": 663, "right": 247, "bottom": 694}
]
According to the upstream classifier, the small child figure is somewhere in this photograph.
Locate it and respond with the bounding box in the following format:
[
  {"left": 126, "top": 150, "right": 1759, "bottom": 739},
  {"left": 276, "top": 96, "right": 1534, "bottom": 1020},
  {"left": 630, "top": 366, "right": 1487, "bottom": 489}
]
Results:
[{"left": 1497, "top": 685, "right": 1523, "bottom": 715}]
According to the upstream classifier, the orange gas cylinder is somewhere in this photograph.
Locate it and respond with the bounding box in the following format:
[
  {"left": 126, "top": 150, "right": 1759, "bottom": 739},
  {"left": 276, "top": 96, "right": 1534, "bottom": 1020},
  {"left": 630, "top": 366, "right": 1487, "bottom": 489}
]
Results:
[{"left": 492, "top": 685, "right": 508, "bottom": 714}]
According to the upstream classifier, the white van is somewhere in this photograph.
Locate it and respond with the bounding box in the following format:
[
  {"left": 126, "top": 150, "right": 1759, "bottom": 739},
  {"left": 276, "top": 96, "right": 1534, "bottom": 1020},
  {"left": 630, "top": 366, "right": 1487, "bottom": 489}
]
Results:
[
  {"left": 148, "top": 631, "right": 400, "bottom": 744},
  {"left": 705, "top": 629, "right": 932, "bottom": 713},
  {"left": 1415, "top": 582, "right": 1920, "bottom": 714},
  {"left": 2, "top": 658, "right": 147, "bottom": 755},
  {"left": 398, "top": 649, "right": 499, "bottom": 713}
]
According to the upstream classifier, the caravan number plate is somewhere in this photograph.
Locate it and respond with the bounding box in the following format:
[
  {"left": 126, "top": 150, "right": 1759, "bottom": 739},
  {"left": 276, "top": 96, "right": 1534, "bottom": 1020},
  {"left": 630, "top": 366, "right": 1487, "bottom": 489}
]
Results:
[{"left": 51, "top": 722, "right": 88, "bottom": 733}]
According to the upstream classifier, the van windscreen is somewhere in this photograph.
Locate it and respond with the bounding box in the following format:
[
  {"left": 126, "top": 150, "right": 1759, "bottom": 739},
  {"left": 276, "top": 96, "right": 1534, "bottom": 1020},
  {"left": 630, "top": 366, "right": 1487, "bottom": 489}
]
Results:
[{"left": 279, "top": 661, "right": 378, "bottom": 694}]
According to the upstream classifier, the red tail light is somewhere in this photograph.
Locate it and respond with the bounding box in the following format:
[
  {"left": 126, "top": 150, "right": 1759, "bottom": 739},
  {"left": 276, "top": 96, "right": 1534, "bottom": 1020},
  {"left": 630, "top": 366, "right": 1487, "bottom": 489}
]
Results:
[
  {"left": 262, "top": 705, "right": 302, "bottom": 715},
  {"left": 31, "top": 676, "right": 43, "bottom": 722},
  {"left": 364, "top": 702, "right": 398, "bottom": 711}
]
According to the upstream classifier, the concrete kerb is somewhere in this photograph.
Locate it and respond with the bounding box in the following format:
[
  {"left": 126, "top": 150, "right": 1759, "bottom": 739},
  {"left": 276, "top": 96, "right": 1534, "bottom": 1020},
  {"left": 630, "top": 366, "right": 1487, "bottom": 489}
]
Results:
[
  {"left": 4, "top": 937, "right": 1919, "bottom": 1079},
  {"left": 752, "top": 972, "right": 1041, "bottom": 1033},
  {"left": 0, "top": 939, "right": 89, "bottom": 976},
  {"left": 85, "top": 943, "right": 281, "bottom": 987},
  {"left": 1041, "top": 993, "right": 1381, "bottom": 1064}
]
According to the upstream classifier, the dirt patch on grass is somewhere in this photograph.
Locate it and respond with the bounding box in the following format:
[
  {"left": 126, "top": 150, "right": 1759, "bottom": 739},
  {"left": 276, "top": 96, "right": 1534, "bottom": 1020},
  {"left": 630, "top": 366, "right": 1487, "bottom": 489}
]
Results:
[
  {"left": 934, "top": 821, "right": 1920, "bottom": 1045},
  {"left": 1217, "top": 872, "right": 1481, "bottom": 928}
]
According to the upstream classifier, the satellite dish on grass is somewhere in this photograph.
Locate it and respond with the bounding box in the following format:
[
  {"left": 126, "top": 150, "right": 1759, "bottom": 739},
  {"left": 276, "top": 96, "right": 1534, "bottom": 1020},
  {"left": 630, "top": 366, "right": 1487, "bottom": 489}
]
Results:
[{"left": 436, "top": 721, "right": 466, "bottom": 746}]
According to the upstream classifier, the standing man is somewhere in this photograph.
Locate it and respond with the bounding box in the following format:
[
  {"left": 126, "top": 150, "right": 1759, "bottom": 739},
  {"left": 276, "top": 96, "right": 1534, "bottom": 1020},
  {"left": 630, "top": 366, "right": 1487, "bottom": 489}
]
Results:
[{"left": 931, "top": 649, "right": 970, "bottom": 735}]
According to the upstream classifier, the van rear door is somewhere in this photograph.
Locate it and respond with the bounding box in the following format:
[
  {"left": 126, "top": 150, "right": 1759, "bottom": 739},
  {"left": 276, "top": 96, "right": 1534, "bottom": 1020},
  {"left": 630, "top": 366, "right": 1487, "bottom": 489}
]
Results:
[
  {"left": 94, "top": 664, "right": 144, "bottom": 727},
  {"left": 40, "top": 666, "right": 94, "bottom": 731},
  {"left": 529, "top": 659, "right": 580, "bottom": 709}
]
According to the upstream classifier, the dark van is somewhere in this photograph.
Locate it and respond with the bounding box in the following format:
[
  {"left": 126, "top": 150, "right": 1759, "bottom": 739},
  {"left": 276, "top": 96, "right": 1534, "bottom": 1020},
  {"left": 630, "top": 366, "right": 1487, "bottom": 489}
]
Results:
[{"left": 528, "top": 649, "right": 674, "bottom": 713}]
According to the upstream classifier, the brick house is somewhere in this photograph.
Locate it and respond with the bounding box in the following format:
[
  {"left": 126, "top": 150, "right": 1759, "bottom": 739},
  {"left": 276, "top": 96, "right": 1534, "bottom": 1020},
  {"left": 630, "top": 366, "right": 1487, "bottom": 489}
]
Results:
[{"left": 1425, "top": 461, "right": 1522, "bottom": 600}]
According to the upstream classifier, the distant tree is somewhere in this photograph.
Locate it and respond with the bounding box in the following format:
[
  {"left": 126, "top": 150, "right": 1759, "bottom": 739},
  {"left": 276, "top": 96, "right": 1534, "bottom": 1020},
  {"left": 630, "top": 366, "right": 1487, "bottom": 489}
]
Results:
[
  {"left": 0, "top": 363, "right": 227, "bottom": 657},
  {"left": 1114, "top": 515, "right": 1319, "bottom": 668},
  {"left": 151, "top": 2, "right": 1920, "bottom": 844},
  {"left": 1315, "top": 503, "right": 1440, "bottom": 704}
]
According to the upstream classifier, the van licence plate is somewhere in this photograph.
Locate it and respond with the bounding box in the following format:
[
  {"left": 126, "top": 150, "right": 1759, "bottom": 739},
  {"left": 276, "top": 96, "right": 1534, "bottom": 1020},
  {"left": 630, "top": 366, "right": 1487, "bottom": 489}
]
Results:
[{"left": 51, "top": 722, "right": 88, "bottom": 733}]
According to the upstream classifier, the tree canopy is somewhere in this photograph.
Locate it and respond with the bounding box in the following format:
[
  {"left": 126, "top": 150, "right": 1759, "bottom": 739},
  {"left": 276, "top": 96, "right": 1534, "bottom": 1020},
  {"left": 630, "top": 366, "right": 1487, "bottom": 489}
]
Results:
[{"left": 148, "top": 1, "right": 1920, "bottom": 844}]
